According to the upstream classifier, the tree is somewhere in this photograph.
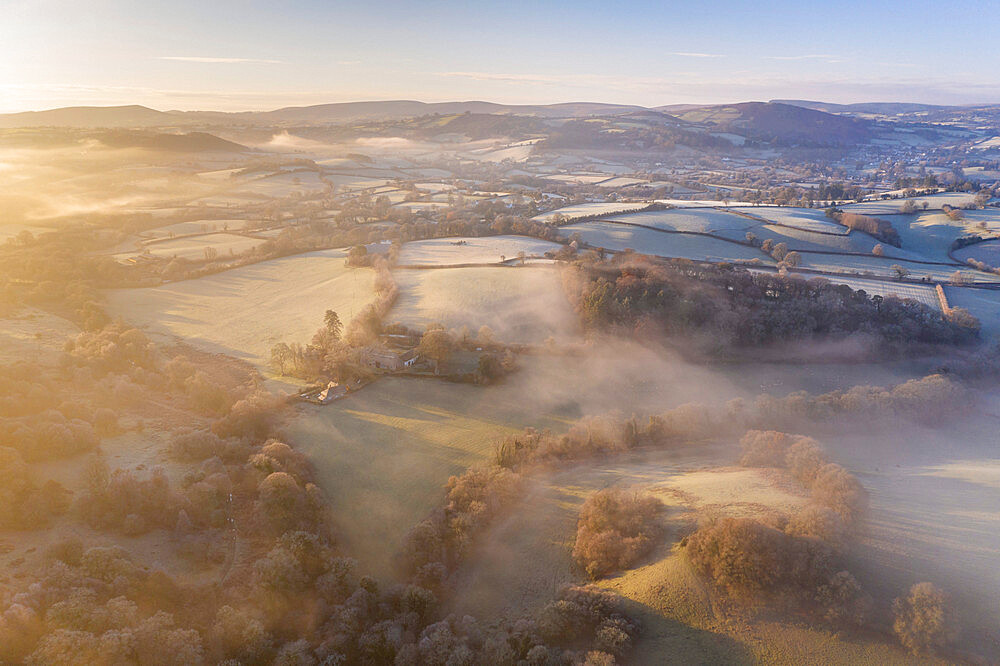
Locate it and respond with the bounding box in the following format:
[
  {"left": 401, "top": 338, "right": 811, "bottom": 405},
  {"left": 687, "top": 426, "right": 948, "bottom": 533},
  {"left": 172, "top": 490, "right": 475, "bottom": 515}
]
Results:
[
  {"left": 418, "top": 329, "right": 454, "bottom": 374},
  {"left": 270, "top": 343, "right": 292, "bottom": 375},
  {"left": 891, "top": 264, "right": 910, "bottom": 280},
  {"left": 892, "top": 582, "right": 958, "bottom": 655},
  {"left": 323, "top": 310, "right": 342, "bottom": 340},
  {"left": 872, "top": 244, "right": 884, "bottom": 257}
]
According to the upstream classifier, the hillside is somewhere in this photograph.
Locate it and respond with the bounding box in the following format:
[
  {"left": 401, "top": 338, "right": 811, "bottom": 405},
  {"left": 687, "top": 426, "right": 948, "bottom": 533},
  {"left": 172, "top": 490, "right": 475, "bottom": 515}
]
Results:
[
  {"left": 660, "top": 101, "right": 874, "bottom": 146},
  {"left": 96, "top": 130, "right": 248, "bottom": 152},
  {"left": 0, "top": 104, "right": 173, "bottom": 128}
]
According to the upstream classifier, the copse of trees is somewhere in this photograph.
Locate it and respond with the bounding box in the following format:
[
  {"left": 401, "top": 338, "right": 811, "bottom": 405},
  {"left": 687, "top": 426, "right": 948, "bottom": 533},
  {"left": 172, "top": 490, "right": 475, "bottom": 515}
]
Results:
[
  {"left": 0, "top": 447, "right": 70, "bottom": 530},
  {"left": 826, "top": 209, "right": 901, "bottom": 246},
  {"left": 565, "top": 256, "right": 979, "bottom": 349},
  {"left": 572, "top": 488, "right": 664, "bottom": 579}
]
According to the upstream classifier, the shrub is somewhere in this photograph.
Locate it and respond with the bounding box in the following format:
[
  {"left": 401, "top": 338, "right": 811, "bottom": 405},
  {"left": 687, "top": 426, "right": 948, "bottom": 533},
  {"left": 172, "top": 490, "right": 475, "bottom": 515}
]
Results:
[
  {"left": 572, "top": 489, "right": 663, "bottom": 579},
  {"left": 892, "top": 582, "right": 958, "bottom": 655}
]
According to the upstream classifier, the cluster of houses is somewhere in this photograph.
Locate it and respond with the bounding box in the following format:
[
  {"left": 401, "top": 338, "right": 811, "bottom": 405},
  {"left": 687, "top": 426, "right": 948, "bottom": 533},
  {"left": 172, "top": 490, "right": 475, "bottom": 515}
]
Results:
[{"left": 299, "top": 344, "right": 421, "bottom": 405}]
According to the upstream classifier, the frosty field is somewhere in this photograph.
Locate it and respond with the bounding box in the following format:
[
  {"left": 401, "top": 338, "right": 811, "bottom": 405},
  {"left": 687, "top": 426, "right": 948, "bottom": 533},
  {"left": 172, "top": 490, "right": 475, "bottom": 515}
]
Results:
[
  {"left": 396, "top": 235, "right": 562, "bottom": 266},
  {"left": 389, "top": 266, "right": 581, "bottom": 343},
  {"left": 105, "top": 249, "right": 376, "bottom": 366},
  {"left": 560, "top": 220, "right": 774, "bottom": 263}
]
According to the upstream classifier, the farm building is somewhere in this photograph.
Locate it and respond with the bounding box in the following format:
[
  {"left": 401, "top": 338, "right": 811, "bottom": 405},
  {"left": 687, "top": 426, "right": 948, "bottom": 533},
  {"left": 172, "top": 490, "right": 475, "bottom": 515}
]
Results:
[
  {"left": 317, "top": 382, "right": 349, "bottom": 403},
  {"left": 361, "top": 346, "right": 419, "bottom": 371}
]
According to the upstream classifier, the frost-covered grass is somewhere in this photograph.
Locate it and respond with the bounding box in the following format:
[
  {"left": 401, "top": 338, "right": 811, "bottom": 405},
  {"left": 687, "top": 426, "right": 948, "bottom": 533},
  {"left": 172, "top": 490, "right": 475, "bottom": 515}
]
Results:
[
  {"left": 116, "top": 233, "right": 265, "bottom": 261},
  {"left": 841, "top": 192, "right": 980, "bottom": 215},
  {"left": 730, "top": 206, "right": 848, "bottom": 234},
  {"left": 390, "top": 266, "right": 580, "bottom": 344},
  {"left": 561, "top": 221, "right": 773, "bottom": 264},
  {"left": 799, "top": 252, "right": 988, "bottom": 282},
  {"left": 604, "top": 208, "right": 752, "bottom": 233},
  {"left": 955, "top": 239, "right": 1000, "bottom": 266},
  {"left": 532, "top": 201, "right": 651, "bottom": 223},
  {"left": 397, "top": 235, "right": 562, "bottom": 266},
  {"left": 106, "top": 249, "right": 375, "bottom": 367},
  {"left": 793, "top": 274, "right": 940, "bottom": 309}
]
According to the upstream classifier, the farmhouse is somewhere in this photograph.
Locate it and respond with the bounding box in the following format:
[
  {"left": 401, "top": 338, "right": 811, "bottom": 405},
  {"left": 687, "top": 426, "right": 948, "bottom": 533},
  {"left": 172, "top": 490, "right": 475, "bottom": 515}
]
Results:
[
  {"left": 317, "top": 382, "right": 349, "bottom": 404},
  {"left": 361, "top": 346, "right": 419, "bottom": 371}
]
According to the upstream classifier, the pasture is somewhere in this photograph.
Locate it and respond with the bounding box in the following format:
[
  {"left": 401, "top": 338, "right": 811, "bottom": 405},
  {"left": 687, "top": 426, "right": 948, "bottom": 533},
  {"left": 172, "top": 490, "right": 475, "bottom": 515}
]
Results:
[
  {"left": 560, "top": 220, "right": 774, "bottom": 263},
  {"left": 105, "top": 249, "right": 375, "bottom": 367},
  {"left": 389, "top": 266, "right": 581, "bottom": 343},
  {"left": 840, "top": 192, "right": 980, "bottom": 215},
  {"left": 954, "top": 239, "right": 1000, "bottom": 265},
  {"left": 115, "top": 233, "right": 265, "bottom": 261},
  {"left": 396, "top": 235, "right": 562, "bottom": 266},
  {"left": 604, "top": 208, "right": 752, "bottom": 233},
  {"left": 730, "top": 206, "right": 849, "bottom": 234},
  {"left": 531, "top": 202, "right": 650, "bottom": 223}
]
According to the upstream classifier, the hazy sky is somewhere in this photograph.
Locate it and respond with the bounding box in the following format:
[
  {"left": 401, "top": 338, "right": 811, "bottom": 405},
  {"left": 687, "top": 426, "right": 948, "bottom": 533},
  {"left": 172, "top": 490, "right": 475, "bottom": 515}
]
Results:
[{"left": 2, "top": 0, "right": 999, "bottom": 112}]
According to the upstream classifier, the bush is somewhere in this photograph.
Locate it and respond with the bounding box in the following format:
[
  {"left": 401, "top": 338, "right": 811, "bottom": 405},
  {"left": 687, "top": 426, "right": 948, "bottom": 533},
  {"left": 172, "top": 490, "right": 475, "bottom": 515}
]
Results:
[
  {"left": 892, "top": 582, "right": 958, "bottom": 655},
  {"left": 572, "top": 489, "right": 663, "bottom": 579}
]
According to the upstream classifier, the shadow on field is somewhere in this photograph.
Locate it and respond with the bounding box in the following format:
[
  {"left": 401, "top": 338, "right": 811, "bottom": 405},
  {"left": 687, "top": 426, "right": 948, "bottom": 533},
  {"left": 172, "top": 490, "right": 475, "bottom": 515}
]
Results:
[{"left": 618, "top": 595, "right": 755, "bottom": 665}]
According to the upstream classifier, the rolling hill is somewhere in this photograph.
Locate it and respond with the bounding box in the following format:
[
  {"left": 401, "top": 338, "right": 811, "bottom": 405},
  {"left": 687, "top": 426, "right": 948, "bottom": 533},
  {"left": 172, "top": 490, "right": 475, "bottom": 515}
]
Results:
[
  {"left": 659, "top": 101, "right": 875, "bottom": 146},
  {"left": 0, "top": 105, "right": 174, "bottom": 128}
]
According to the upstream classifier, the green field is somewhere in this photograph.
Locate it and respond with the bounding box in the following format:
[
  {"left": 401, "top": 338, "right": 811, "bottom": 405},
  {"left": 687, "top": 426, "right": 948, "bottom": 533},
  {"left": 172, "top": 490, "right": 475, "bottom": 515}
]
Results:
[{"left": 283, "top": 376, "right": 573, "bottom": 577}]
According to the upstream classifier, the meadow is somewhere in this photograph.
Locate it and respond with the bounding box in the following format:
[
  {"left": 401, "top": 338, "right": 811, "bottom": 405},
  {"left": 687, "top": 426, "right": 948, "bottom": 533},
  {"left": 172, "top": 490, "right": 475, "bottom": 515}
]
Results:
[
  {"left": 389, "top": 266, "right": 581, "bottom": 343},
  {"left": 105, "top": 249, "right": 375, "bottom": 367},
  {"left": 531, "top": 201, "right": 650, "bottom": 223},
  {"left": 560, "top": 220, "right": 775, "bottom": 263},
  {"left": 114, "top": 232, "right": 266, "bottom": 261},
  {"left": 396, "top": 235, "right": 562, "bottom": 266}
]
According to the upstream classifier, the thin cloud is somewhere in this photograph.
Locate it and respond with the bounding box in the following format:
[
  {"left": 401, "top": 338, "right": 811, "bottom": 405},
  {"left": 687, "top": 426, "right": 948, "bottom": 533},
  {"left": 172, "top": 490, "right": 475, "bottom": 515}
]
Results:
[
  {"left": 436, "top": 71, "right": 561, "bottom": 85},
  {"left": 765, "top": 54, "right": 842, "bottom": 61},
  {"left": 337, "top": 60, "right": 362, "bottom": 65},
  {"left": 157, "top": 56, "right": 284, "bottom": 64},
  {"left": 671, "top": 52, "right": 725, "bottom": 58}
]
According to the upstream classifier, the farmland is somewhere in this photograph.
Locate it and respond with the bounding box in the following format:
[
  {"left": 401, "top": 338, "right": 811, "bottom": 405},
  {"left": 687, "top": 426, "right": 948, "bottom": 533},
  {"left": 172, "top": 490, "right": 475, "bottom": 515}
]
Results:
[
  {"left": 396, "top": 235, "right": 562, "bottom": 266},
  {"left": 3, "top": 90, "right": 1000, "bottom": 665},
  {"left": 106, "top": 249, "right": 375, "bottom": 366},
  {"left": 561, "top": 220, "right": 775, "bottom": 263},
  {"left": 113, "top": 232, "right": 266, "bottom": 261},
  {"left": 390, "top": 266, "right": 580, "bottom": 344}
]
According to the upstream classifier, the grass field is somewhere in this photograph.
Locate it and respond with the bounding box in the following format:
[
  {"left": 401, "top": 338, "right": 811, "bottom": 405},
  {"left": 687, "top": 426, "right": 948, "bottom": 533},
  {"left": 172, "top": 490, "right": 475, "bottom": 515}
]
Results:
[
  {"left": 954, "top": 239, "right": 1000, "bottom": 265},
  {"left": 532, "top": 202, "right": 650, "bottom": 223},
  {"left": 730, "top": 206, "right": 849, "bottom": 234},
  {"left": 105, "top": 249, "right": 375, "bottom": 367},
  {"left": 944, "top": 286, "right": 1000, "bottom": 335},
  {"left": 560, "top": 220, "right": 774, "bottom": 264},
  {"left": 283, "top": 376, "right": 574, "bottom": 577},
  {"left": 396, "top": 235, "right": 562, "bottom": 266},
  {"left": 0, "top": 307, "right": 79, "bottom": 364},
  {"left": 841, "top": 193, "right": 980, "bottom": 215},
  {"left": 389, "top": 266, "right": 581, "bottom": 343},
  {"left": 141, "top": 219, "right": 248, "bottom": 239},
  {"left": 798, "top": 252, "right": 986, "bottom": 282},
  {"left": 786, "top": 273, "right": 941, "bottom": 309},
  {"left": 604, "top": 208, "right": 753, "bottom": 233},
  {"left": 115, "top": 233, "right": 265, "bottom": 261}
]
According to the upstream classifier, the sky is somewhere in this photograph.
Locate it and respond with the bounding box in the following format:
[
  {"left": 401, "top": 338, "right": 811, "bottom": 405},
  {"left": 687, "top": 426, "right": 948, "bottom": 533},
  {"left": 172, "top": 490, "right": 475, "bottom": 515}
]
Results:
[{"left": 1, "top": 0, "right": 999, "bottom": 113}]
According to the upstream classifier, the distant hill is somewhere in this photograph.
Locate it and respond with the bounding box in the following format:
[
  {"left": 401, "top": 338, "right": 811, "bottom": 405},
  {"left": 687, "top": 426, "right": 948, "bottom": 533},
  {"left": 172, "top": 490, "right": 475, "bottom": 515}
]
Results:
[
  {"left": 772, "top": 100, "right": 953, "bottom": 116},
  {"left": 0, "top": 101, "right": 647, "bottom": 129},
  {"left": 244, "top": 100, "right": 645, "bottom": 125},
  {"left": 0, "top": 105, "right": 174, "bottom": 128},
  {"left": 659, "top": 101, "right": 874, "bottom": 146},
  {"left": 96, "top": 130, "right": 248, "bottom": 152}
]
